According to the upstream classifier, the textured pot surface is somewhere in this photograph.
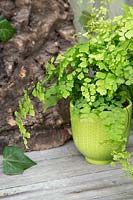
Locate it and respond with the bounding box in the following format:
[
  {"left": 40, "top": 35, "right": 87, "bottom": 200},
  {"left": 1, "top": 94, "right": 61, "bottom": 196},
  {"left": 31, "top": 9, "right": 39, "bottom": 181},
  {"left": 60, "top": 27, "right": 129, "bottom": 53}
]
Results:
[{"left": 70, "top": 99, "right": 132, "bottom": 165}]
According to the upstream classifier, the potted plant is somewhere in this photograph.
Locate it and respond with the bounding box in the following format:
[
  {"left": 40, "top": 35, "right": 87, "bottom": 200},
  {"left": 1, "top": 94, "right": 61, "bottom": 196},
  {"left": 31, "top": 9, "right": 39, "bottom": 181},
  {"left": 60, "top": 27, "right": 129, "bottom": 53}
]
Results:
[{"left": 15, "top": 5, "right": 133, "bottom": 177}]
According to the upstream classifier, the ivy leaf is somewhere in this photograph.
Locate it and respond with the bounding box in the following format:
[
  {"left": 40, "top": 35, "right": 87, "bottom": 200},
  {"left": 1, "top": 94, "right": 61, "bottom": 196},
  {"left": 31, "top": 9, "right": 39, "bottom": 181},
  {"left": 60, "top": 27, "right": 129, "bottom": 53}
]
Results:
[
  {"left": 3, "top": 146, "right": 37, "bottom": 175},
  {"left": 0, "top": 19, "right": 16, "bottom": 42}
]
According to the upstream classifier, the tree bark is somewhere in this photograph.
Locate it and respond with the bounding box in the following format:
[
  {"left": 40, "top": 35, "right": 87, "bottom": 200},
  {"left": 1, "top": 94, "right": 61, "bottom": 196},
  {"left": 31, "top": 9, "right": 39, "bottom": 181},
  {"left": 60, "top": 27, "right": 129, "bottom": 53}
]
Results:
[{"left": 0, "top": 0, "right": 75, "bottom": 153}]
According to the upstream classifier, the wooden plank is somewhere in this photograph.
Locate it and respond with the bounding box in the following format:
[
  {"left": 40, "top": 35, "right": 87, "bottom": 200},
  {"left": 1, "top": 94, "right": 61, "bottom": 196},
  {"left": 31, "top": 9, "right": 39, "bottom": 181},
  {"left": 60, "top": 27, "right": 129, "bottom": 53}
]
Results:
[
  {"left": 93, "top": 192, "right": 133, "bottom": 200},
  {"left": 0, "top": 147, "right": 121, "bottom": 189},
  {"left": 0, "top": 169, "right": 133, "bottom": 200},
  {"left": 0, "top": 140, "right": 79, "bottom": 163},
  {"left": 0, "top": 141, "right": 133, "bottom": 200},
  {"left": 0, "top": 166, "right": 132, "bottom": 199},
  {"left": 0, "top": 121, "right": 132, "bottom": 200}
]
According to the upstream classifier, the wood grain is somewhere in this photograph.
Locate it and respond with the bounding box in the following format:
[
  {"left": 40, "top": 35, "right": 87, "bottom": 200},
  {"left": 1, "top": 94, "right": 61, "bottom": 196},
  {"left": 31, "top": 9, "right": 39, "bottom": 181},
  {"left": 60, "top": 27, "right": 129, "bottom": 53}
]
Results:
[{"left": 0, "top": 123, "right": 133, "bottom": 200}]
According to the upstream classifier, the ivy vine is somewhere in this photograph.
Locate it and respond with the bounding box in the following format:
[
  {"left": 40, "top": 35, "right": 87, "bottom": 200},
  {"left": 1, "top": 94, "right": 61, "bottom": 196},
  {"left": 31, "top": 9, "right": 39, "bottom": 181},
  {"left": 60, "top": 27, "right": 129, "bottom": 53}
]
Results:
[{"left": 0, "top": 19, "right": 36, "bottom": 175}]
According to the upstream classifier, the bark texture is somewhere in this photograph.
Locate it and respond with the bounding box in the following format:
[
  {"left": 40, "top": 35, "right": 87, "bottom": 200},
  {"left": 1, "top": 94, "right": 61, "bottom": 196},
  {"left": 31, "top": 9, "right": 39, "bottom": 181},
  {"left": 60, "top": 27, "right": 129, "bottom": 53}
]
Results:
[{"left": 0, "top": 0, "right": 75, "bottom": 153}]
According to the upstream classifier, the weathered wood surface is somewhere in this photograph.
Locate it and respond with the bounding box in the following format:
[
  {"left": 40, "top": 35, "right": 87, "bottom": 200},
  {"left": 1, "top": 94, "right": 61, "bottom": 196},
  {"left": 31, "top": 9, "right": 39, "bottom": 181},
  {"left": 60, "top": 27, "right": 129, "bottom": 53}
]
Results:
[{"left": 0, "top": 125, "right": 133, "bottom": 200}]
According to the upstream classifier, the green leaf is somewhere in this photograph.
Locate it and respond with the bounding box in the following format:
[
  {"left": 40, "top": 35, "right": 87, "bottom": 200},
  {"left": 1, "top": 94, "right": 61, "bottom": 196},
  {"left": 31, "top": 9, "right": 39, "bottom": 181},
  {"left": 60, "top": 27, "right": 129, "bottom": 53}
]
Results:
[
  {"left": 78, "top": 72, "right": 84, "bottom": 80},
  {"left": 125, "top": 30, "right": 133, "bottom": 39},
  {"left": 43, "top": 96, "right": 58, "bottom": 112},
  {"left": 62, "top": 90, "right": 70, "bottom": 98},
  {"left": 0, "top": 19, "right": 16, "bottom": 42},
  {"left": 78, "top": 42, "right": 89, "bottom": 54},
  {"left": 84, "top": 78, "right": 91, "bottom": 83},
  {"left": 79, "top": 60, "right": 88, "bottom": 68},
  {"left": 29, "top": 108, "right": 35, "bottom": 117},
  {"left": 95, "top": 53, "right": 104, "bottom": 61},
  {"left": 97, "top": 62, "right": 107, "bottom": 70},
  {"left": 96, "top": 86, "right": 107, "bottom": 95},
  {"left": 3, "top": 146, "right": 37, "bottom": 175},
  {"left": 95, "top": 72, "right": 106, "bottom": 79},
  {"left": 67, "top": 74, "right": 73, "bottom": 80},
  {"left": 79, "top": 10, "right": 91, "bottom": 31}
]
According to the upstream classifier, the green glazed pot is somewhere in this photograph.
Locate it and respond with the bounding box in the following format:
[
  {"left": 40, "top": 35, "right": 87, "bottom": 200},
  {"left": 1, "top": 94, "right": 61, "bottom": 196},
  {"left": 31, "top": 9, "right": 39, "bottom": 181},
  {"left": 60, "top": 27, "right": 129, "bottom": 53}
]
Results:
[
  {"left": 70, "top": 99, "right": 132, "bottom": 165},
  {"left": 129, "top": 85, "right": 133, "bottom": 102}
]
